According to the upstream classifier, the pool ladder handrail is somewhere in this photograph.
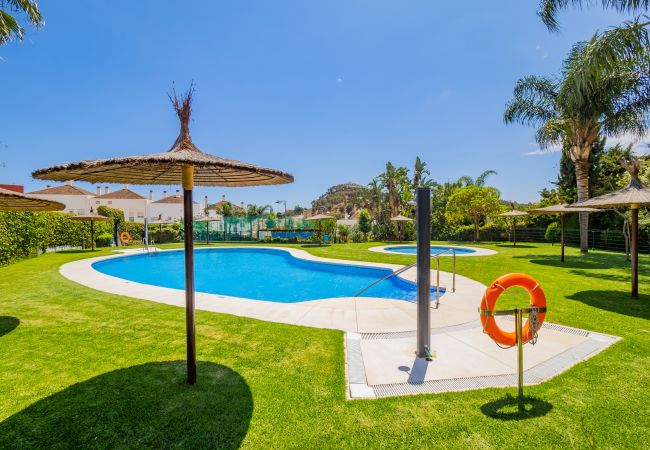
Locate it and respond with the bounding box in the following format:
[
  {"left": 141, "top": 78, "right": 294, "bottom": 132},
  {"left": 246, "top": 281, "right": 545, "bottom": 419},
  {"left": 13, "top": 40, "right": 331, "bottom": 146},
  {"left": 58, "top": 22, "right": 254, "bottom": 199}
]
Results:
[
  {"left": 353, "top": 247, "right": 456, "bottom": 308},
  {"left": 353, "top": 262, "right": 417, "bottom": 298}
]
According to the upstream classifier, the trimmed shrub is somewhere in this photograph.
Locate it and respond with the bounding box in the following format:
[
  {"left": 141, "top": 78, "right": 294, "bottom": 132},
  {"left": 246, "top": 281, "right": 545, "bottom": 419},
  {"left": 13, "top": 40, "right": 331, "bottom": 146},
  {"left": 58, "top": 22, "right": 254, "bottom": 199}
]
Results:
[{"left": 95, "top": 233, "right": 113, "bottom": 247}]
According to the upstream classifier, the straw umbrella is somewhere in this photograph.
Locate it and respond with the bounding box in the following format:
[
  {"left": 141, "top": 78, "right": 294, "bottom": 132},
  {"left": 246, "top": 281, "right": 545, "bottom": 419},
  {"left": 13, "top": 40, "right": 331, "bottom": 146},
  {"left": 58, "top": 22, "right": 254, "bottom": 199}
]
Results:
[
  {"left": 390, "top": 214, "right": 412, "bottom": 242},
  {"left": 530, "top": 203, "right": 601, "bottom": 262},
  {"left": 194, "top": 216, "right": 219, "bottom": 245},
  {"left": 308, "top": 213, "right": 334, "bottom": 244},
  {"left": 497, "top": 210, "right": 529, "bottom": 246},
  {"left": 0, "top": 187, "right": 65, "bottom": 211},
  {"left": 32, "top": 87, "right": 293, "bottom": 384},
  {"left": 69, "top": 208, "right": 111, "bottom": 251},
  {"left": 569, "top": 157, "right": 650, "bottom": 297}
]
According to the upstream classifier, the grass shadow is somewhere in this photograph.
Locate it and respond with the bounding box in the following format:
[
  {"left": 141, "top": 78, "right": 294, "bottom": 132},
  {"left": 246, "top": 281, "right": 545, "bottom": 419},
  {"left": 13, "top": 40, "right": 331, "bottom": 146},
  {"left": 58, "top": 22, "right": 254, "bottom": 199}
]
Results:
[
  {"left": 567, "top": 290, "right": 650, "bottom": 320},
  {"left": 480, "top": 394, "right": 553, "bottom": 421},
  {"left": 300, "top": 244, "right": 332, "bottom": 248},
  {"left": 495, "top": 243, "right": 538, "bottom": 249},
  {"left": 515, "top": 254, "right": 615, "bottom": 270},
  {"left": 0, "top": 316, "right": 19, "bottom": 337},
  {"left": 0, "top": 361, "right": 253, "bottom": 449}
]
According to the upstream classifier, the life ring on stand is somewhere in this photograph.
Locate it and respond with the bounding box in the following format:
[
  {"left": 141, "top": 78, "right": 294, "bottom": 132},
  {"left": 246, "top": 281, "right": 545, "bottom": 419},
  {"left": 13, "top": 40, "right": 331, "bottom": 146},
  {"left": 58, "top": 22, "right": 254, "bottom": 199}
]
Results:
[
  {"left": 119, "top": 231, "right": 131, "bottom": 244},
  {"left": 479, "top": 273, "right": 546, "bottom": 346}
]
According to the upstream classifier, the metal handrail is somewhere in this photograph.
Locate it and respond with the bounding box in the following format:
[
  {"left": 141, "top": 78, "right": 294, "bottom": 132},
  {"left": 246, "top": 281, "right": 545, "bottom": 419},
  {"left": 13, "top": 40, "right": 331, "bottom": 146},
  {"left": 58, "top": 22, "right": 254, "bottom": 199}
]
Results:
[
  {"left": 353, "top": 262, "right": 417, "bottom": 297},
  {"left": 430, "top": 248, "right": 456, "bottom": 308},
  {"left": 353, "top": 247, "right": 457, "bottom": 306}
]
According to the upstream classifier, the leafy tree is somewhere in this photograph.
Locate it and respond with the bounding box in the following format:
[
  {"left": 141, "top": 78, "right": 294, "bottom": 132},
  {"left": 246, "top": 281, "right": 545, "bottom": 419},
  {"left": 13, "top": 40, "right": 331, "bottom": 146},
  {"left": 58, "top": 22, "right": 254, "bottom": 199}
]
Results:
[
  {"left": 358, "top": 209, "right": 372, "bottom": 240},
  {"left": 0, "top": 0, "right": 43, "bottom": 45},
  {"left": 337, "top": 224, "right": 350, "bottom": 243},
  {"left": 445, "top": 186, "right": 502, "bottom": 241},
  {"left": 504, "top": 20, "right": 650, "bottom": 252},
  {"left": 538, "top": 0, "right": 649, "bottom": 31},
  {"left": 377, "top": 162, "right": 410, "bottom": 217},
  {"left": 265, "top": 211, "right": 277, "bottom": 229}
]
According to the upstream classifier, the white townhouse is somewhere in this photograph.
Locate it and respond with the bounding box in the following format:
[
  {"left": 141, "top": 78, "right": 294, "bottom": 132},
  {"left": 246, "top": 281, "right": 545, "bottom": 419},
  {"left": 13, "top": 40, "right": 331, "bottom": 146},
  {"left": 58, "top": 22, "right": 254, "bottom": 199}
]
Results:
[{"left": 27, "top": 181, "right": 95, "bottom": 215}]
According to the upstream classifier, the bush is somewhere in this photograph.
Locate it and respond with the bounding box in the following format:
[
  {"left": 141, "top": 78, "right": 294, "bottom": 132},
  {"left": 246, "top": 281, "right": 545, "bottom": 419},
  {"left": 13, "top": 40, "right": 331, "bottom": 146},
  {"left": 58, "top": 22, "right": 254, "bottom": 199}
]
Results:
[
  {"left": 337, "top": 224, "right": 350, "bottom": 243},
  {"left": 350, "top": 226, "right": 366, "bottom": 243},
  {"left": 545, "top": 222, "right": 560, "bottom": 242},
  {"left": 95, "top": 233, "right": 113, "bottom": 247}
]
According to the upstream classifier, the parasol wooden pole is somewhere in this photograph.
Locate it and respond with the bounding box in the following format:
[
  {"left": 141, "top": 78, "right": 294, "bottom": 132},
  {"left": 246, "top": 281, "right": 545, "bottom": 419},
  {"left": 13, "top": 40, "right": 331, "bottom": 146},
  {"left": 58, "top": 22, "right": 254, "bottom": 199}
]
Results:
[
  {"left": 631, "top": 204, "right": 639, "bottom": 297},
  {"left": 182, "top": 164, "right": 197, "bottom": 384},
  {"left": 91, "top": 220, "right": 95, "bottom": 251},
  {"left": 560, "top": 213, "right": 564, "bottom": 262},
  {"left": 513, "top": 218, "right": 517, "bottom": 246}
]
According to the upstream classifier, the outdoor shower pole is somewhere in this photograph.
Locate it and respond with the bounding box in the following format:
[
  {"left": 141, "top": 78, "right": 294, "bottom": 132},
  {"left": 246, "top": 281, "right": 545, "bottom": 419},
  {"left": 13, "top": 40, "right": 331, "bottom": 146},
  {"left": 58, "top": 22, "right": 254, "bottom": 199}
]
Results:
[
  {"left": 182, "top": 165, "right": 197, "bottom": 384},
  {"left": 416, "top": 187, "right": 431, "bottom": 358}
]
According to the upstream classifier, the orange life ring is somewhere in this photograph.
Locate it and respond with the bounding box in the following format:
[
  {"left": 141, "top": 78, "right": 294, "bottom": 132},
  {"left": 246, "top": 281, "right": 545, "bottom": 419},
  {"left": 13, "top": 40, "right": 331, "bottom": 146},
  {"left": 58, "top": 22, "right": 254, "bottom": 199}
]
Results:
[
  {"left": 119, "top": 231, "right": 131, "bottom": 244},
  {"left": 479, "top": 273, "right": 546, "bottom": 346}
]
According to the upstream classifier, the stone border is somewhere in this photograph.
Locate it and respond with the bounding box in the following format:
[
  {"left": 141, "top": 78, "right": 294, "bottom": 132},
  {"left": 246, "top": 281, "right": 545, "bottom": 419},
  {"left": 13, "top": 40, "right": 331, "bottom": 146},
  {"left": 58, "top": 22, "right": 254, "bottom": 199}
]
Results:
[
  {"left": 59, "top": 246, "right": 486, "bottom": 333},
  {"left": 368, "top": 244, "right": 497, "bottom": 257}
]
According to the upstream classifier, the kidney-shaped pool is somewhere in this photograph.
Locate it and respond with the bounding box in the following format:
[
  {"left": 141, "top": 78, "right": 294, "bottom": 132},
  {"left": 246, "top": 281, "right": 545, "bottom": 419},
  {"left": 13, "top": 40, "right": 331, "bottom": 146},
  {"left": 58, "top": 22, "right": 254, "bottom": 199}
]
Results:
[{"left": 92, "top": 247, "right": 441, "bottom": 303}]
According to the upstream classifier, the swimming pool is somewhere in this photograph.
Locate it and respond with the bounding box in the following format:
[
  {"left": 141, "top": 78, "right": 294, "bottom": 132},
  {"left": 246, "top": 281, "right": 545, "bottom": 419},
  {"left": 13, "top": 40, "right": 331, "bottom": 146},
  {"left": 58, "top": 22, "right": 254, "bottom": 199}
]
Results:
[
  {"left": 92, "top": 248, "right": 441, "bottom": 303},
  {"left": 383, "top": 245, "right": 476, "bottom": 255}
]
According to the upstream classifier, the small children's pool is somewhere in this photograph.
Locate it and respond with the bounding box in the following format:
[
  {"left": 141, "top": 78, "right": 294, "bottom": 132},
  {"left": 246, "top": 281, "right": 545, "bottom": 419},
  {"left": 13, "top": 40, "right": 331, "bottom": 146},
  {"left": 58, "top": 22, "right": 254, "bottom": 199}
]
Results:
[
  {"left": 383, "top": 245, "right": 476, "bottom": 255},
  {"left": 92, "top": 248, "right": 442, "bottom": 303}
]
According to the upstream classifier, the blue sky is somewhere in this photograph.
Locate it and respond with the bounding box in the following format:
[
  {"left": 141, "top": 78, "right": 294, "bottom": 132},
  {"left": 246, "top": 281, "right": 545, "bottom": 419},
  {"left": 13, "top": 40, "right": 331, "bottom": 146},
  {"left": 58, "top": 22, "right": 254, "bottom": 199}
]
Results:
[{"left": 0, "top": 1, "right": 641, "bottom": 208}]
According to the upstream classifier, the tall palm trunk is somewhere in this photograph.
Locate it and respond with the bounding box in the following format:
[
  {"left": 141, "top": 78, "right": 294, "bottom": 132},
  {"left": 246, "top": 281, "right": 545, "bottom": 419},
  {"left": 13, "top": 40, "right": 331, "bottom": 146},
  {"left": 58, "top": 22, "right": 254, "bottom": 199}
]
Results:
[{"left": 574, "top": 156, "right": 590, "bottom": 253}]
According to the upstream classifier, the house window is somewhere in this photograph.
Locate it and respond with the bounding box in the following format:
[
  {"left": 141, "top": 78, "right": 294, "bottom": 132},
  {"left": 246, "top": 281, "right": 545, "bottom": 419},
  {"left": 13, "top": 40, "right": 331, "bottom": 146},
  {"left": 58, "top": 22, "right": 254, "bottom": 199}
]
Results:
[
  {"left": 77, "top": 209, "right": 84, "bottom": 214},
  {"left": 95, "top": 200, "right": 100, "bottom": 205},
  {"left": 108, "top": 201, "right": 112, "bottom": 205},
  {"left": 137, "top": 212, "right": 144, "bottom": 218}
]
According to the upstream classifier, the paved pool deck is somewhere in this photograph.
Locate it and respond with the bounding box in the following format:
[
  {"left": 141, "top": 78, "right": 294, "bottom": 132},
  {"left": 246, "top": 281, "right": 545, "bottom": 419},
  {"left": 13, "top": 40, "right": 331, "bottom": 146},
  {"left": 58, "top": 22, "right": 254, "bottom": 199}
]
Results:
[{"left": 60, "top": 246, "right": 620, "bottom": 399}]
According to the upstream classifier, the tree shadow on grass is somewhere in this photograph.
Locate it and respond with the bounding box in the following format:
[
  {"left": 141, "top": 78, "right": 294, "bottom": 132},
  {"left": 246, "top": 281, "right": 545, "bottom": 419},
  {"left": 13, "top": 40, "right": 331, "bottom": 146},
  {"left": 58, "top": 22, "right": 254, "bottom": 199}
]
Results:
[
  {"left": 514, "top": 254, "right": 615, "bottom": 270},
  {"left": 0, "top": 316, "right": 19, "bottom": 338},
  {"left": 300, "top": 244, "right": 331, "bottom": 248},
  {"left": 495, "top": 243, "right": 538, "bottom": 249},
  {"left": 0, "top": 361, "right": 252, "bottom": 449},
  {"left": 567, "top": 290, "right": 650, "bottom": 320},
  {"left": 481, "top": 394, "right": 553, "bottom": 421}
]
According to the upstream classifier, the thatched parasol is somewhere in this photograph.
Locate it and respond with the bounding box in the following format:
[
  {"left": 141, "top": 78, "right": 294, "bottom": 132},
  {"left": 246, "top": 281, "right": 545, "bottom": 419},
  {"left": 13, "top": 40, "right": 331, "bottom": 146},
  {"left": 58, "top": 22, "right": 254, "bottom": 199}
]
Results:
[
  {"left": 569, "top": 157, "right": 650, "bottom": 296},
  {"left": 33, "top": 87, "right": 294, "bottom": 384},
  {"left": 530, "top": 203, "right": 601, "bottom": 262},
  {"left": 390, "top": 214, "right": 412, "bottom": 241},
  {"left": 69, "top": 208, "right": 111, "bottom": 251},
  {"left": 308, "top": 213, "right": 334, "bottom": 244},
  {"left": 194, "top": 216, "right": 219, "bottom": 245},
  {"left": 0, "top": 187, "right": 65, "bottom": 211},
  {"left": 497, "top": 210, "right": 529, "bottom": 246}
]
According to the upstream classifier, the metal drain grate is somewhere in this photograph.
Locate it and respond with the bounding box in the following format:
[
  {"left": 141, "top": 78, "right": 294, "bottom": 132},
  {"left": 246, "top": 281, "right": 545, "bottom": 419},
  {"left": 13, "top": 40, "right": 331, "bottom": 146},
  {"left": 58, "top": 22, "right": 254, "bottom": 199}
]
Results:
[
  {"left": 500, "top": 316, "right": 592, "bottom": 337},
  {"left": 361, "top": 320, "right": 481, "bottom": 340},
  {"left": 345, "top": 333, "right": 367, "bottom": 384}
]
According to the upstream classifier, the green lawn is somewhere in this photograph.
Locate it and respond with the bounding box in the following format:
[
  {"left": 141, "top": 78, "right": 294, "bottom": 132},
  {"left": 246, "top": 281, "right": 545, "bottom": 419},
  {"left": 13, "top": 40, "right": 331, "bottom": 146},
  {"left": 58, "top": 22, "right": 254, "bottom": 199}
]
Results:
[{"left": 1, "top": 241, "right": 649, "bottom": 449}]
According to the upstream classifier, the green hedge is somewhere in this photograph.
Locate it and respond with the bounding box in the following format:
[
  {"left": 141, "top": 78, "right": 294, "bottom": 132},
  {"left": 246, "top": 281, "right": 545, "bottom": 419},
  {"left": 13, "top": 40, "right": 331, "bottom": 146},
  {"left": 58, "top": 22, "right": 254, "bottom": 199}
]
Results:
[{"left": 0, "top": 211, "right": 145, "bottom": 266}]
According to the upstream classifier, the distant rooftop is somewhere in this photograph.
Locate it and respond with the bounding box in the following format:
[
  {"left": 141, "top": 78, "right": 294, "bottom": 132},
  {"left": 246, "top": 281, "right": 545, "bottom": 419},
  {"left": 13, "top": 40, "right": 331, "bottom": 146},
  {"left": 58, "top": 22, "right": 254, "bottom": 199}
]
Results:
[
  {"left": 29, "top": 183, "right": 94, "bottom": 196},
  {"left": 95, "top": 188, "right": 146, "bottom": 200},
  {"left": 153, "top": 194, "right": 199, "bottom": 205}
]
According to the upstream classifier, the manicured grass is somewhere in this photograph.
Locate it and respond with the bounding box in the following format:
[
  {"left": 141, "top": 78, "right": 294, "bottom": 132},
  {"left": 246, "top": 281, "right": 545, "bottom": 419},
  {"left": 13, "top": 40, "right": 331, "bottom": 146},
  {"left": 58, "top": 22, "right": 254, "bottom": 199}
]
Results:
[{"left": 0, "top": 242, "right": 649, "bottom": 448}]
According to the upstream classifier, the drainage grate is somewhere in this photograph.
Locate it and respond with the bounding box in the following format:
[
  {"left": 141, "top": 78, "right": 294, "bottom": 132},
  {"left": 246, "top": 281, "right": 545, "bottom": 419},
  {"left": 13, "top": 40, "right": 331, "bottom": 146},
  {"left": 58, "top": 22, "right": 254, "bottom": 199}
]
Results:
[
  {"left": 345, "top": 333, "right": 367, "bottom": 385},
  {"left": 361, "top": 320, "right": 481, "bottom": 340},
  {"left": 501, "top": 316, "right": 592, "bottom": 338}
]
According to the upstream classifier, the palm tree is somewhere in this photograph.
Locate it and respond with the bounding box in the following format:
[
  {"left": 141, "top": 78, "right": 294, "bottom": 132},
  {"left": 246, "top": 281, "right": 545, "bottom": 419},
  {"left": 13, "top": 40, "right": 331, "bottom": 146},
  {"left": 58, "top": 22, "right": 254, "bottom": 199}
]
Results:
[
  {"left": 1, "top": 0, "right": 43, "bottom": 45},
  {"left": 457, "top": 170, "right": 498, "bottom": 187},
  {"left": 377, "top": 162, "right": 409, "bottom": 217},
  {"left": 412, "top": 156, "right": 431, "bottom": 190},
  {"left": 538, "top": 0, "right": 649, "bottom": 31},
  {"left": 504, "top": 21, "right": 650, "bottom": 252}
]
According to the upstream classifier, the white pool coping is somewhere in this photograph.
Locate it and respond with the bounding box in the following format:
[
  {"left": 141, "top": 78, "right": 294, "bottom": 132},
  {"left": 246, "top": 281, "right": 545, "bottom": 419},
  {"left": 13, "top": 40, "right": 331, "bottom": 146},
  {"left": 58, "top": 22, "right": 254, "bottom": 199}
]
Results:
[
  {"left": 59, "top": 245, "right": 485, "bottom": 334},
  {"left": 368, "top": 244, "right": 497, "bottom": 257},
  {"left": 58, "top": 245, "right": 619, "bottom": 399}
]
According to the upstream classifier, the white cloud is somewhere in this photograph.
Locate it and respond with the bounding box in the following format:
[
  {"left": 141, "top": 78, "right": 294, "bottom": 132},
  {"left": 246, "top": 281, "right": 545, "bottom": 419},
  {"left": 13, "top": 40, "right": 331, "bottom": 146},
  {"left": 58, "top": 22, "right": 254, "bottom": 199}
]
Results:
[
  {"left": 606, "top": 132, "right": 650, "bottom": 154},
  {"left": 336, "top": 77, "right": 343, "bottom": 84}
]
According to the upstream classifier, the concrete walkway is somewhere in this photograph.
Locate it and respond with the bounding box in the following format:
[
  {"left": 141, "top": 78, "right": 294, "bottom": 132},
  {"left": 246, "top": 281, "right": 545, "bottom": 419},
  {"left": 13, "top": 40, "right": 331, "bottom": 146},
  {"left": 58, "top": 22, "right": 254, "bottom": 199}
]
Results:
[{"left": 59, "top": 246, "right": 620, "bottom": 399}]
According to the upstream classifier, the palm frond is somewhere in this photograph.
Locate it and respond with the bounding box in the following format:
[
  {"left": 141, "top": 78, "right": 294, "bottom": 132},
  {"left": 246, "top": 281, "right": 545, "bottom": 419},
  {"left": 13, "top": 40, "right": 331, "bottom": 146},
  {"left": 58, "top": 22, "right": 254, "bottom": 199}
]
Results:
[
  {"left": 504, "top": 75, "right": 559, "bottom": 126},
  {"left": 538, "top": 0, "right": 650, "bottom": 31},
  {"left": 0, "top": 10, "right": 22, "bottom": 44}
]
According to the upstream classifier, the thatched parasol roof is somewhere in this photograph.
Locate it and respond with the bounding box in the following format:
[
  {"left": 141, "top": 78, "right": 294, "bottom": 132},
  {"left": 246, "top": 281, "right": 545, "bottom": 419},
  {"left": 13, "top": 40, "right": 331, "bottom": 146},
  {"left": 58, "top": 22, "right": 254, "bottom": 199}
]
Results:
[
  {"left": 0, "top": 187, "right": 65, "bottom": 211},
  {"left": 531, "top": 203, "right": 601, "bottom": 214},
  {"left": 32, "top": 88, "right": 294, "bottom": 187},
  {"left": 497, "top": 210, "right": 529, "bottom": 217},
  {"left": 308, "top": 213, "right": 334, "bottom": 220},
  {"left": 569, "top": 158, "right": 650, "bottom": 209},
  {"left": 390, "top": 214, "right": 413, "bottom": 222},
  {"left": 69, "top": 208, "right": 111, "bottom": 222}
]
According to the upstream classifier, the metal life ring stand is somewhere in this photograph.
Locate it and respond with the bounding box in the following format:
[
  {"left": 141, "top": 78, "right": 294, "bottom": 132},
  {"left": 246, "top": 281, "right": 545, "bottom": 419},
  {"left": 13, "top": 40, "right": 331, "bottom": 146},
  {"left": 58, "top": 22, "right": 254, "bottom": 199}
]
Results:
[{"left": 478, "top": 274, "right": 547, "bottom": 406}]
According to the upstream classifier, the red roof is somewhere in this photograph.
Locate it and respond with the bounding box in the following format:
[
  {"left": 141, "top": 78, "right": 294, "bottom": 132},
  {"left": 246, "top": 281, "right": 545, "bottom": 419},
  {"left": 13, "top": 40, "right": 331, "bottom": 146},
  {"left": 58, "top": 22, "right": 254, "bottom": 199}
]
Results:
[
  {"left": 94, "top": 188, "right": 146, "bottom": 200},
  {"left": 28, "top": 184, "right": 94, "bottom": 196}
]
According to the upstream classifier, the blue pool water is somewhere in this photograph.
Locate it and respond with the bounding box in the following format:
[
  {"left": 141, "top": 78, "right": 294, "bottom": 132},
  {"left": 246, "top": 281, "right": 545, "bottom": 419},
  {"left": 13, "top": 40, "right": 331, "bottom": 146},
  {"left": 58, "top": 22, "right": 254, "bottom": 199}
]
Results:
[
  {"left": 93, "top": 248, "right": 442, "bottom": 303},
  {"left": 384, "top": 245, "right": 476, "bottom": 255}
]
